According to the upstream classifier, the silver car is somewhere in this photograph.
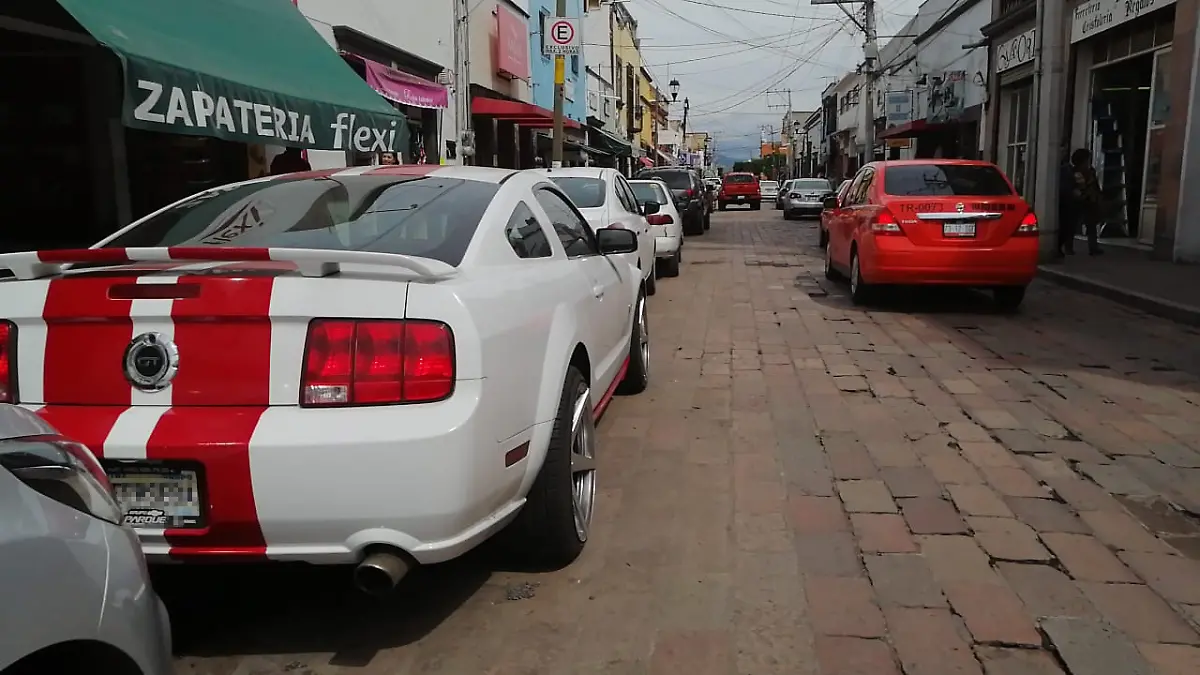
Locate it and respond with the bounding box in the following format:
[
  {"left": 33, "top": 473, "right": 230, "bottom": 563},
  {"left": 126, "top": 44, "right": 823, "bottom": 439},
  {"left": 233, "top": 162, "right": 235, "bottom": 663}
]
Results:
[
  {"left": 782, "top": 178, "right": 836, "bottom": 220},
  {"left": 759, "top": 180, "right": 780, "bottom": 207},
  {"left": 0, "top": 405, "right": 172, "bottom": 675}
]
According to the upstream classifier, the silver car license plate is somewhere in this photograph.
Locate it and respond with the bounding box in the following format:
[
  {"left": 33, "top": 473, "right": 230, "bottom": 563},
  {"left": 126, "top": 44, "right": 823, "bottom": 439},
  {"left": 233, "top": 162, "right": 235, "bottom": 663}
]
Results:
[{"left": 943, "top": 220, "right": 976, "bottom": 238}]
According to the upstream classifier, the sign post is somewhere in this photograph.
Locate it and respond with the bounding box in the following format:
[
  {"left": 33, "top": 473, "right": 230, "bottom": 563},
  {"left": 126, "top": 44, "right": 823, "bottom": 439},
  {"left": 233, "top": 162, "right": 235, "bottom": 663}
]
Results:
[{"left": 544, "top": 13, "right": 580, "bottom": 168}]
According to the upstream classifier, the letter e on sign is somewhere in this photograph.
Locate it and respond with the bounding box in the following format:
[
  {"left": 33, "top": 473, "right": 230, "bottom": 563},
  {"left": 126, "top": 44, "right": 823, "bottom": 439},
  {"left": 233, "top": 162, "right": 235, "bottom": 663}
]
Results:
[{"left": 543, "top": 16, "right": 580, "bottom": 56}]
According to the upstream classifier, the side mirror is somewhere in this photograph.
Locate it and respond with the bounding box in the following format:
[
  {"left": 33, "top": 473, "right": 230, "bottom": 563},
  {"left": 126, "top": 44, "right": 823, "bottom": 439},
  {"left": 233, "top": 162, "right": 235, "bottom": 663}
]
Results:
[
  {"left": 642, "top": 200, "right": 661, "bottom": 216},
  {"left": 597, "top": 227, "right": 638, "bottom": 255},
  {"left": 823, "top": 196, "right": 840, "bottom": 210}
]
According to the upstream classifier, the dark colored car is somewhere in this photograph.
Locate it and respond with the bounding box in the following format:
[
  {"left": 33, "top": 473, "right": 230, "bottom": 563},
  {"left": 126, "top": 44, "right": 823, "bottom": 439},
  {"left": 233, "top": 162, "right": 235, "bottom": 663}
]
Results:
[
  {"left": 718, "top": 172, "right": 761, "bottom": 210},
  {"left": 635, "top": 166, "right": 710, "bottom": 235}
]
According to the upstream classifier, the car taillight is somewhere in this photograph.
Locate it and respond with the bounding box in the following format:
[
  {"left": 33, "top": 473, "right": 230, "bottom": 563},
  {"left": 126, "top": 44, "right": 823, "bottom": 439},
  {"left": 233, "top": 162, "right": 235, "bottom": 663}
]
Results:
[
  {"left": 0, "top": 320, "right": 13, "bottom": 404},
  {"left": 685, "top": 188, "right": 694, "bottom": 199},
  {"left": 871, "top": 209, "right": 904, "bottom": 235},
  {"left": 301, "top": 319, "right": 455, "bottom": 407},
  {"left": 0, "top": 435, "right": 123, "bottom": 524},
  {"left": 1015, "top": 210, "right": 1039, "bottom": 236},
  {"left": 646, "top": 214, "right": 673, "bottom": 225}
]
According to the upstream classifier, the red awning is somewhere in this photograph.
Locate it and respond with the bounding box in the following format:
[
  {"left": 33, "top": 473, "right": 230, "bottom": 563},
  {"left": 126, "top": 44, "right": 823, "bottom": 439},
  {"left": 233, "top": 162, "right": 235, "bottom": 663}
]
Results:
[
  {"left": 471, "top": 97, "right": 582, "bottom": 129},
  {"left": 877, "top": 119, "right": 958, "bottom": 140}
]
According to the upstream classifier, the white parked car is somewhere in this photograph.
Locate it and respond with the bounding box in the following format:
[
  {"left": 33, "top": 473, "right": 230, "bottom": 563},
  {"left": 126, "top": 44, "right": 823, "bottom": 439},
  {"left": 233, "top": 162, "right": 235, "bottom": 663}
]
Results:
[
  {"left": 760, "top": 180, "right": 781, "bottom": 206},
  {"left": 0, "top": 165, "right": 651, "bottom": 594},
  {"left": 536, "top": 167, "right": 658, "bottom": 296},
  {"left": 628, "top": 179, "right": 683, "bottom": 278}
]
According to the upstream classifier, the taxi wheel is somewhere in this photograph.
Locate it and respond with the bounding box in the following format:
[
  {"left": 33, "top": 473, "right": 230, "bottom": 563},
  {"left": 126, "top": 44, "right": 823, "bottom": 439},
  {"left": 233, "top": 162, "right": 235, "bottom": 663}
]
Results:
[
  {"left": 718, "top": 202, "right": 727, "bottom": 211},
  {"left": 993, "top": 285, "right": 1027, "bottom": 312},
  {"left": 645, "top": 268, "right": 657, "bottom": 296},
  {"left": 818, "top": 225, "right": 828, "bottom": 248},
  {"left": 823, "top": 240, "right": 841, "bottom": 280},
  {"left": 660, "top": 250, "right": 681, "bottom": 277},
  {"left": 849, "top": 250, "right": 874, "bottom": 306}
]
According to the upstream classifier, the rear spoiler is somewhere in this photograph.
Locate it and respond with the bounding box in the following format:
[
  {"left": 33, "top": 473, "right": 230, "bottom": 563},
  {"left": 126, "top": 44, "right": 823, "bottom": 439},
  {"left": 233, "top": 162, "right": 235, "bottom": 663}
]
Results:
[{"left": 0, "top": 247, "right": 457, "bottom": 280}]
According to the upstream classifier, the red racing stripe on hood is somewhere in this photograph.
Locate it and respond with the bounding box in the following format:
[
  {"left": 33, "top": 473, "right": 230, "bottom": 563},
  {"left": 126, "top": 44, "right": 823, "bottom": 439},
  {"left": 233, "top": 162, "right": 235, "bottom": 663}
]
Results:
[{"left": 146, "top": 407, "right": 269, "bottom": 558}]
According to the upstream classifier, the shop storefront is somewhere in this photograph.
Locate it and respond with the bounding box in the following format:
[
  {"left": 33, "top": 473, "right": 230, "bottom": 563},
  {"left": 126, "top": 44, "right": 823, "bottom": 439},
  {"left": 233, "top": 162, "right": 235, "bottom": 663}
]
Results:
[
  {"left": 1068, "top": 0, "right": 1177, "bottom": 245},
  {"left": 586, "top": 118, "right": 633, "bottom": 168},
  {"left": 0, "top": 0, "right": 407, "bottom": 252},
  {"left": 991, "top": 27, "right": 1037, "bottom": 195},
  {"left": 335, "top": 27, "right": 449, "bottom": 165}
]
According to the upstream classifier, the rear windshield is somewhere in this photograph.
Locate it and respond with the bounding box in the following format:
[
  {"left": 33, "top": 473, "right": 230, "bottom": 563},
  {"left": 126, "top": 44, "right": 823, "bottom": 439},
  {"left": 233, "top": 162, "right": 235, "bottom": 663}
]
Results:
[
  {"left": 724, "top": 174, "right": 755, "bottom": 184},
  {"left": 760, "top": 181, "right": 779, "bottom": 189},
  {"left": 637, "top": 170, "right": 691, "bottom": 190},
  {"left": 103, "top": 175, "right": 499, "bottom": 266},
  {"left": 629, "top": 181, "right": 668, "bottom": 205},
  {"left": 884, "top": 164, "right": 1013, "bottom": 197},
  {"left": 549, "top": 177, "right": 607, "bottom": 208},
  {"left": 792, "top": 179, "right": 833, "bottom": 192}
]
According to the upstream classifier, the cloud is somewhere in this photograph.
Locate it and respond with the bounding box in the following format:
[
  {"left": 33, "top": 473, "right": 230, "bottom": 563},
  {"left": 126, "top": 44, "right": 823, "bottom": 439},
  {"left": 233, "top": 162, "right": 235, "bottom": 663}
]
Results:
[{"left": 625, "top": 0, "right": 923, "bottom": 163}]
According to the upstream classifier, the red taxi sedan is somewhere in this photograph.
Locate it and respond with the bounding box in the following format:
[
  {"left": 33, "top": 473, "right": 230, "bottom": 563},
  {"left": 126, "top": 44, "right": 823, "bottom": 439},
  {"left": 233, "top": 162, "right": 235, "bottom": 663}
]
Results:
[{"left": 822, "top": 160, "right": 1039, "bottom": 309}]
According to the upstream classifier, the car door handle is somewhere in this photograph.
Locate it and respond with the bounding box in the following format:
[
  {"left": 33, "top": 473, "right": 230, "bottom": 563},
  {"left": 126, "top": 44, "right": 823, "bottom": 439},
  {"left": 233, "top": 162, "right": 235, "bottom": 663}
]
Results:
[{"left": 593, "top": 285, "right": 605, "bottom": 299}]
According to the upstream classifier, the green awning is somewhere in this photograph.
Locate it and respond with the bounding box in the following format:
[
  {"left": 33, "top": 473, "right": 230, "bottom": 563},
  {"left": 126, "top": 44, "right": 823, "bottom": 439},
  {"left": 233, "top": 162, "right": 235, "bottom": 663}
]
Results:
[
  {"left": 587, "top": 125, "right": 633, "bottom": 158},
  {"left": 56, "top": 0, "right": 408, "bottom": 153}
]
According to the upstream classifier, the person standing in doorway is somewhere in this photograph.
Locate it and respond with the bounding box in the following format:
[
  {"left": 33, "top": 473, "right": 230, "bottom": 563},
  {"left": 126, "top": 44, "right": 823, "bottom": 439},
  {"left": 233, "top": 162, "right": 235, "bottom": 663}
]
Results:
[
  {"left": 1069, "top": 148, "right": 1104, "bottom": 256},
  {"left": 1056, "top": 148, "right": 1078, "bottom": 257},
  {"left": 270, "top": 146, "right": 311, "bottom": 175},
  {"left": 378, "top": 151, "right": 399, "bottom": 165}
]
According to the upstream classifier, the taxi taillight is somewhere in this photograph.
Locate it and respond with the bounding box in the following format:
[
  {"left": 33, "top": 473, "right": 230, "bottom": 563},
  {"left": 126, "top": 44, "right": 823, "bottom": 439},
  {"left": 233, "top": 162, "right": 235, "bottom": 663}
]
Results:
[
  {"left": 1015, "top": 210, "right": 1039, "bottom": 236},
  {"left": 0, "top": 320, "right": 14, "bottom": 404},
  {"left": 871, "top": 209, "right": 904, "bottom": 235}
]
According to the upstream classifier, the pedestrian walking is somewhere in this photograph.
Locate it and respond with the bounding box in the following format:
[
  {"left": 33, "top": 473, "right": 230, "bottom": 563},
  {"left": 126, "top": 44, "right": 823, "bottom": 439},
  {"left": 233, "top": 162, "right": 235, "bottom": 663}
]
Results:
[
  {"left": 270, "top": 146, "right": 311, "bottom": 175},
  {"left": 1068, "top": 148, "right": 1104, "bottom": 256},
  {"left": 378, "top": 151, "right": 398, "bottom": 165}
]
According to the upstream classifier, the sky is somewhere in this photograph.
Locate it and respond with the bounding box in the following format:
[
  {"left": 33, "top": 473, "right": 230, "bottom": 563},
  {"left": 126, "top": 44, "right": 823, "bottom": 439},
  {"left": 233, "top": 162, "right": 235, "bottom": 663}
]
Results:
[{"left": 622, "top": 0, "right": 923, "bottom": 164}]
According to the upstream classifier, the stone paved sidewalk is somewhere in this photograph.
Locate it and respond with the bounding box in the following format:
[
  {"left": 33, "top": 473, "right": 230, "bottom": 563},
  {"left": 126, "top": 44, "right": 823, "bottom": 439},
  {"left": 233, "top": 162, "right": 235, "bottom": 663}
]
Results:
[{"left": 171, "top": 210, "right": 1200, "bottom": 675}]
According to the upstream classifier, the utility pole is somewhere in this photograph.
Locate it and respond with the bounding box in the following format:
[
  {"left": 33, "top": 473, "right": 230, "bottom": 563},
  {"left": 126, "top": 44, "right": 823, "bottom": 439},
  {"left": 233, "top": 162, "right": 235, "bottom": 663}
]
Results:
[
  {"left": 680, "top": 97, "right": 690, "bottom": 165},
  {"left": 812, "top": 0, "right": 878, "bottom": 163},
  {"left": 451, "top": 0, "right": 473, "bottom": 165},
  {"left": 551, "top": 0, "right": 568, "bottom": 168}
]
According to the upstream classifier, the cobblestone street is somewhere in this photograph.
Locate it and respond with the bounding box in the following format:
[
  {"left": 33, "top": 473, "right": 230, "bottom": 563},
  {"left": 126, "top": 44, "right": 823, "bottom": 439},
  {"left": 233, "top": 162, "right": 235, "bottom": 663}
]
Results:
[{"left": 170, "top": 209, "right": 1200, "bottom": 675}]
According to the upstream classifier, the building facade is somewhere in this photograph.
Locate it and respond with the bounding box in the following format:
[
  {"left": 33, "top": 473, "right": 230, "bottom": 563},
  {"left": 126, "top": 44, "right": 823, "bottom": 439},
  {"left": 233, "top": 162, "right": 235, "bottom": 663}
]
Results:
[
  {"left": 983, "top": 0, "right": 1037, "bottom": 196},
  {"left": 582, "top": 0, "right": 634, "bottom": 168},
  {"left": 612, "top": 8, "right": 645, "bottom": 167},
  {"left": 528, "top": 0, "right": 587, "bottom": 125}
]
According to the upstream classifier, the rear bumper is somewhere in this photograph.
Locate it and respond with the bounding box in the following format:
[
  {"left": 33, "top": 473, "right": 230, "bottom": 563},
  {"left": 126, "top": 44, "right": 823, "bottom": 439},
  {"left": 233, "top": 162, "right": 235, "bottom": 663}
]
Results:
[
  {"left": 655, "top": 235, "right": 681, "bottom": 256},
  {"left": 785, "top": 201, "right": 824, "bottom": 216},
  {"left": 719, "top": 194, "right": 759, "bottom": 203},
  {"left": 861, "top": 237, "right": 1039, "bottom": 286},
  {"left": 35, "top": 380, "right": 529, "bottom": 566}
]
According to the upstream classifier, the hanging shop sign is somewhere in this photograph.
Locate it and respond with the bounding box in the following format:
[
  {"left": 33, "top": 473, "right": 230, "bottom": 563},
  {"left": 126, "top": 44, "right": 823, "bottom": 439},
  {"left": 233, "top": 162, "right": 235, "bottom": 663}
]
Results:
[
  {"left": 926, "top": 71, "right": 966, "bottom": 124},
  {"left": 885, "top": 90, "right": 913, "bottom": 126},
  {"left": 1071, "top": 0, "right": 1176, "bottom": 43},
  {"left": 996, "top": 28, "right": 1036, "bottom": 73}
]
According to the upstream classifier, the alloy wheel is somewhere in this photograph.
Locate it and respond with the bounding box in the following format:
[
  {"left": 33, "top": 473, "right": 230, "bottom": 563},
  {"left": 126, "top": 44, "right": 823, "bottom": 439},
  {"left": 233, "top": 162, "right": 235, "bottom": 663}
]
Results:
[
  {"left": 570, "top": 386, "right": 597, "bottom": 541},
  {"left": 637, "top": 297, "right": 649, "bottom": 381},
  {"left": 850, "top": 254, "right": 860, "bottom": 296}
]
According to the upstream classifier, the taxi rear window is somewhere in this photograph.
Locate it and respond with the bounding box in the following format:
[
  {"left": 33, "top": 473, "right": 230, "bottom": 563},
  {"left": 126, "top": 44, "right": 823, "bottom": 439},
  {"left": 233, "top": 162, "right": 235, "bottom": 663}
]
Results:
[
  {"left": 724, "top": 174, "right": 756, "bottom": 184},
  {"left": 883, "top": 164, "right": 1013, "bottom": 197}
]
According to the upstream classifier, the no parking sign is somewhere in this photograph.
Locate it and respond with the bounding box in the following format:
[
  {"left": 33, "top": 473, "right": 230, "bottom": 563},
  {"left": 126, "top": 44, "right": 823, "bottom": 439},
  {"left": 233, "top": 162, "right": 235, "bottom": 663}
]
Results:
[{"left": 542, "top": 16, "right": 580, "bottom": 56}]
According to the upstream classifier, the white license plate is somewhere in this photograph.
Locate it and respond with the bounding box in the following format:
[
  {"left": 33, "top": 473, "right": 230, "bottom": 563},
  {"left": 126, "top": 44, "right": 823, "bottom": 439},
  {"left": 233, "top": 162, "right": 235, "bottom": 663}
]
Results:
[
  {"left": 943, "top": 220, "right": 976, "bottom": 237},
  {"left": 735, "top": 196, "right": 745, "bottom": 201},
  {"left": 106, "top": 463, "right": 203, "bottom": 529}
]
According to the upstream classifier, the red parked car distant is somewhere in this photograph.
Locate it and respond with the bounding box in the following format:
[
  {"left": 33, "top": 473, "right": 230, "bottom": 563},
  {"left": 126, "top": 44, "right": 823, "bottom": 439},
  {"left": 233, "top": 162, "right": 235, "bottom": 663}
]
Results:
[
  {"left": 822, "top": 160, "right": 1039, "bottom": 310},
  {"left": 718, "top": 172, "right": 761, "bottom": 210}
]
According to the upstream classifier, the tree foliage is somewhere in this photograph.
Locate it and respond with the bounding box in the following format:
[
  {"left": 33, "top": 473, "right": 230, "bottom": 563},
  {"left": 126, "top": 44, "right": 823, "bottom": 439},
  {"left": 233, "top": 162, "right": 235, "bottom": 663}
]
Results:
[{"left": 731, "top": 154, "right": 787, "bottom": 180}]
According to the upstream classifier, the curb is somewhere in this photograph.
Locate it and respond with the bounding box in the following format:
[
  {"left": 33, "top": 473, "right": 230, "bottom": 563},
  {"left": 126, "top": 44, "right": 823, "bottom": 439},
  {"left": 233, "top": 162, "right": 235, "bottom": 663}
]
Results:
[{"left": 1038, "top": 266, "right": 1200, "bottom": 328}]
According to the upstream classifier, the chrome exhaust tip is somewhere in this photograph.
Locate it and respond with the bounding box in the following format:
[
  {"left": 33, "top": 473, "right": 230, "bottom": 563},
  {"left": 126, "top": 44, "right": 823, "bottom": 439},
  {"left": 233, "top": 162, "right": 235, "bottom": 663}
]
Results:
[{"left": 353, "top": 550, "right": 411, "bottom": 596}]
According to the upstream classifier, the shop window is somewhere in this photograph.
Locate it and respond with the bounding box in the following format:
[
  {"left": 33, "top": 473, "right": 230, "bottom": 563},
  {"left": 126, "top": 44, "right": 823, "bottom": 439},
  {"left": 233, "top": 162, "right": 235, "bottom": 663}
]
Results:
[
  {"left": 538, "top": 10, "right": 551, "bottom": 59},
  {"left": 1004, "top": 85, "right": 1032, "bottom": 195}
]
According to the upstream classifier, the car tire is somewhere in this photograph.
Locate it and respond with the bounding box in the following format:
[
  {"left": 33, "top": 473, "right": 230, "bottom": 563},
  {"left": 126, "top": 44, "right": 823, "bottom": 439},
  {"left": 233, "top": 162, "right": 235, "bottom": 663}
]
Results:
[
  {"left": 685, "top": 215, "right": 704, "bottom": 236},
  {"left": 508, "top": 365, "right": 594, "bottom": 569},
  {"left": 703, "top": 212, "right": 711, "bottom": 230},
  {"left": 993, "top": 285, "right": 1026, "bottom": 312},
  {"left": 645, "top": 267, "right": 657, "bottom": 296},
  {"left": 718, "top": 202, "right": 727, "bottom": 211},
  {"left": 751, "top": 202, "right": 761, "bottom": 211},
  {"left": 849, "top": 249, "right": 873, "bottom": 306},
  {"left": 660, "top": 250, "right": 681, "bottom": 277},
  {"left": 617, "top": 293, "right": 650, "bottom": 395},
  {"left": 818, "top": 225, "right": 828, "bottom": 248},
  {"left": 824, "top": 239, "right": 841, "bottom": 280}
]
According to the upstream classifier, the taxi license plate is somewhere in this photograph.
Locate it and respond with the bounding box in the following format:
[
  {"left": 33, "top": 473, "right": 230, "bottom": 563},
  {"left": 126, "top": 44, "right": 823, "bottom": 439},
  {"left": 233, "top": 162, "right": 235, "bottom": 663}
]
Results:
[
  {"left": 105, "top": 462, "right": 204, "bottom": 529},
  {"left": 942, "top": 220, "right": 976, "bottom": 238},
  {"left": 735, "top": 196, "right": 745, "bottom": 201}
]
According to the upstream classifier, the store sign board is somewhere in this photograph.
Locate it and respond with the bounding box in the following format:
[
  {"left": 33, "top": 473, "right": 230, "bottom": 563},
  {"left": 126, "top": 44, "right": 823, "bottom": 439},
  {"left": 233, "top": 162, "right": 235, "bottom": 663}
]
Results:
[
  {"left": 1071, "top": 0, "right": 1176, "bottom": 43},
  {"left": 885, "top": 90, "right": 912, "bottom": 126},
  {"left": 543, "top": 16, "right": 581, "bottom": 56},
  {"left": 926, "top": 71, "right": 967, "bottom": 124},
  {"left": 996, "top": 28, "right": 1036, "bottom": 73}
]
